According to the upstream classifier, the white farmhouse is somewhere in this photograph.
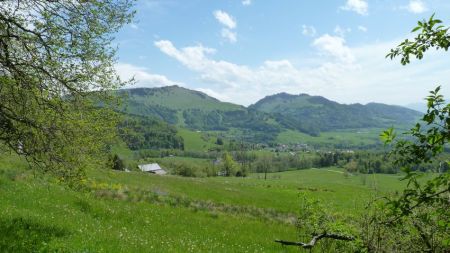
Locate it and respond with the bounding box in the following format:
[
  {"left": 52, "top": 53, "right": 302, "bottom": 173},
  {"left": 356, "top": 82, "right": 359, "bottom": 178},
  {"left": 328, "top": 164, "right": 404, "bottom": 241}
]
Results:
[{"left": 138, "top": 163, "right": 167, "bottom": 175}]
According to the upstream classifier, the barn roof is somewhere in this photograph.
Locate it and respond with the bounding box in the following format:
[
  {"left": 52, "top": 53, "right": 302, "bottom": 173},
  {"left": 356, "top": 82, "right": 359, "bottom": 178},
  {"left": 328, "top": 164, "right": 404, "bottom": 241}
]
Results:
[{"left": 138, "top": 163, "right": 163, "bottom": 172}]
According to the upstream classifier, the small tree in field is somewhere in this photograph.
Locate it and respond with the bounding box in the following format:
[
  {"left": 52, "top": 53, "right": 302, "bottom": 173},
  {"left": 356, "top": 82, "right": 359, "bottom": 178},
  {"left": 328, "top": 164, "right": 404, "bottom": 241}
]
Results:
[
  {"left": 111, "top": 154, "right": 125, "bottom": 171},
  {"left": 255, "top": 154, "right": 272, "bottom": 180},
  {"left": 344, "top": 160, "right": 358, "bottom": 174},
  {"left": 222, "top": 152, "right": 238, "bottom": 176}
]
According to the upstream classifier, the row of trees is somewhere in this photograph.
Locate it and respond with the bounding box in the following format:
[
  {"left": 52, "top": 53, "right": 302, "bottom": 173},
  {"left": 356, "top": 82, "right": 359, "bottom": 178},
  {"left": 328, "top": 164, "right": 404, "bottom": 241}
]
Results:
[{"left": 132, "top": 146, "right": 449, "bottom": 177}]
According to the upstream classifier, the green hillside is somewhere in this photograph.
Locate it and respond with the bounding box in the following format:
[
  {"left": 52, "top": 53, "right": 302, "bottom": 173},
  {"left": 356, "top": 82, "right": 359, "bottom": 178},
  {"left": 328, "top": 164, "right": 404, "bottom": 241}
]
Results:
[
  {"left": 118, "top": 113, "right": 184, "bottom": 151},
  {"left": 116, "top": 86, "right": 282, "bottom": 142},
  {"left": 276, "top": 128, "right": 382, "bottom": 148},
  {"left": 120, "top": 86, "right": 243, "bottom": 112},
  {"left": 250, "top": 93, "right": 421, "bottom": 135},
  {"left": 112, "top": 86, "right": 423, "bottom": 145},
  {"left": 0, "top": 154, "right": 411, "bottom": 252}
]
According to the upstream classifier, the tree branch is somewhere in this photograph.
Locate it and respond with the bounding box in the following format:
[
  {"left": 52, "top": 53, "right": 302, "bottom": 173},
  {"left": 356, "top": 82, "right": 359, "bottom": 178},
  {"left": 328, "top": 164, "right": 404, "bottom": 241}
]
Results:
[{"left": 275, "top": 232, "right": 355, "bottom": 249}]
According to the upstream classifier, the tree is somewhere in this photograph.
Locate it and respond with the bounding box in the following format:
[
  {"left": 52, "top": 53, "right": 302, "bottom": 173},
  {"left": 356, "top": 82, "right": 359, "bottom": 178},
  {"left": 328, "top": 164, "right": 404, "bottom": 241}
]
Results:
[
  {"left": 376, "top": 14, "right": 450, "bottom": 251},
  {"left": 215, "top": 137, "right": 224, "bottom": 145},
  {"left": 221, "top": 152, "right": 238, "bottom": 176},
  {"left": 254, "top": 154, "right": 272, "bottom": 180},
  {"left": 387, "top": 14, "right": 450, "bottom": 65},
  {"left": 0, "top": 1, "right": 135, "bottom": 182},
  {"left": 383, "top": 14, "right": 449, "bottom": 218},
  {"left": 111, "top": 154, "right": 124, "bottom": 171},
  {"left": 276, "top": 15, "right": 450, "bottom": 252},
  {"left": 344, "top": 160, "right": 358, "bottom": 174}
]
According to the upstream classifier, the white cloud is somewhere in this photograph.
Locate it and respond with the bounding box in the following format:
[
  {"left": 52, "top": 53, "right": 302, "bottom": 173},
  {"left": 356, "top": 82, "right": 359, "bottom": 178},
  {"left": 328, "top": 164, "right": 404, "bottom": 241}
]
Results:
[
  {"left": 213, "top": 10, "right": 236, "bottom": 29},
  {"left": 213, "top": 10, "right": 238, "bottom": 43},
  {"left": 221, "top": 28, "right": 237, "bottom": 43},
  {"left": 341, "top": 0, "right": 368, "bottom": 15},
  {"left": 154, "top": 40, "right": 217, "bottom": 71},
  {"left": 334, "top": 25, "right": 351, "bottom": 37},
  {"left": 115, "top": 63, "right": 183, "bottom": 88},
  {"left": 313, "top": 34, "right": 355, "bottom": 63},
  {"left": 357, "top": 25, "right": 368, "bottom": 32},
  {"left": 406, "top": 0, "right": 427, "bottom": 14},
  {"left": 302, "top": 25, "right": 317, "bottom": 37},
  {"left": 196, "top": 88, "right": 230, "bottom": 102},
  {"left": 153, "top": 39, "right": 354, "bottom": 104},
  {"left": 242, "top": 0, "right": 252, "bottom": 6},
  {"left": 153, "top": 38, "right": 449, "bottom": 106}
]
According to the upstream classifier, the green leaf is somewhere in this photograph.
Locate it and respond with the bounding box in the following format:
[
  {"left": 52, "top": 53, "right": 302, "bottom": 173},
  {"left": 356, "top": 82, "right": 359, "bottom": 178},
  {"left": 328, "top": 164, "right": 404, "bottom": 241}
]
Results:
[
  {"left": 411, "top": 26, "right": 421, "bottom": 32},
  {"left": 380, "top": 127, "right": 396, "bottom": 144}
]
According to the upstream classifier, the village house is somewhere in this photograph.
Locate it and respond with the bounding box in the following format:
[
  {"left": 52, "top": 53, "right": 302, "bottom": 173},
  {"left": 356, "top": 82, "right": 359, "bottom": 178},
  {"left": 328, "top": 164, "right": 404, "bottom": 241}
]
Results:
[{"left": 138, "top": 163, "right": 167, "bottom": 175}]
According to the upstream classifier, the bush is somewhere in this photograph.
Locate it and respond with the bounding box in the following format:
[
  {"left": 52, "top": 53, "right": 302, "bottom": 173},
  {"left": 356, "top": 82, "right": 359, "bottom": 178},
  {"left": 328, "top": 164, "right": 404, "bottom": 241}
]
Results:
[{"left": 111, "top": 154, "right": 124, "bottom": 171}]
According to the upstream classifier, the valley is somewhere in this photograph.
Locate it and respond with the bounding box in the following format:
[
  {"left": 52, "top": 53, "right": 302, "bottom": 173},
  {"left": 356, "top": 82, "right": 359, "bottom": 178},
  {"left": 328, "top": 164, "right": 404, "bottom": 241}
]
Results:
[{"left": 1, "top": 1, "right": 449, "bottom": 252}]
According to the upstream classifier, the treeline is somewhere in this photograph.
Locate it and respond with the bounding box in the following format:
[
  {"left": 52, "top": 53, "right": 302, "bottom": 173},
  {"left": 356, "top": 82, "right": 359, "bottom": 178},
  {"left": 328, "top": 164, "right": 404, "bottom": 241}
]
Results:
[
  {"left": 113, "top": 145, "right": 449, "bottom": 177},
  {"left": 130, "top": 150, "right": 388, "bottom": 177},
  {"left": 189, "top": 150, "right": 448, "bottom": 176},
  {"left": 248, "top": 150, "right": 448, "bottom": 174}
]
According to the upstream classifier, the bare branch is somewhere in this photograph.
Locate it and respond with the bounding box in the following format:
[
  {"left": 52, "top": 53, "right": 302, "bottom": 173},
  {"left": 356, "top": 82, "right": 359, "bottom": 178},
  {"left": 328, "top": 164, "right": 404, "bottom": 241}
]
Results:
[{"left": 275, "top": 232, "right": 355, "bottom": 249}]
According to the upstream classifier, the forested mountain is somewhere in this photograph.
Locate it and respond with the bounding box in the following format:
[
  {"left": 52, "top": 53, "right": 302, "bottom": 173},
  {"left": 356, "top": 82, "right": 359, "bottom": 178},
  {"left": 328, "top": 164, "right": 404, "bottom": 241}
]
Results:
[
  {"left": 115, "top": 86, "right": 421, "bottom": 140},
  {"left": 249, "top": 93, "right": 421, "bottom": 135},
  {"left": 116, "top": 86, "right": 282, "bottom": 142},
  {"left": 117, "top": 113, "right": 184, "bottom": 150}
]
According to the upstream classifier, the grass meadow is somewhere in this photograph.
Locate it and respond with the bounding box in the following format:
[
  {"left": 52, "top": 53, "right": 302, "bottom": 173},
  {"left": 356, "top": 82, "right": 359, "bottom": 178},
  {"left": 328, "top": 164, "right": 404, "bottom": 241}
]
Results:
[{"left": 0, "top": 154, "right": 411, "bottom": 252}]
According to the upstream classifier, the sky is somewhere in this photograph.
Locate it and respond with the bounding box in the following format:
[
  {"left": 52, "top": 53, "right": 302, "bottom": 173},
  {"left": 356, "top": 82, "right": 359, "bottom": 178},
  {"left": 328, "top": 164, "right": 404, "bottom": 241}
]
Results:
[{"left": 114, "top": 0, "right": 450, "bottom": 107}]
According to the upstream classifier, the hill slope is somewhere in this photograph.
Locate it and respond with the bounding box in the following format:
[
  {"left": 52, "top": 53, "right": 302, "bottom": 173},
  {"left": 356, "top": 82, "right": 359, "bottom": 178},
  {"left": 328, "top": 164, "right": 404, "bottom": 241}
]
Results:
[
  {"left": 121, "top": 86, "right": 242, "bottom": 112},
  {"left": 0, "top": 154, "right": 409, "bottom": 252},
  {"left": 115, "top": 86, "right": 421, "bottom": 142},
  {"left": 117, "top": 86, "right": 281, "bottom": 142},
  {"left": 250, "top": 93, "right": 421, "bottom": 135}
]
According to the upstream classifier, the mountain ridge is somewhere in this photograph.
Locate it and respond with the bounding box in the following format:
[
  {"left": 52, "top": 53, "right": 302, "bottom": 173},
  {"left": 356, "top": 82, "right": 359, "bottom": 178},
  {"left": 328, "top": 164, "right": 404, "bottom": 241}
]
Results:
[
  {"left": 116, "top": 85, "right": 421, "bottom": 141},
  {"left": 249, "top": 92, "right": 421, "bottom": 135}
]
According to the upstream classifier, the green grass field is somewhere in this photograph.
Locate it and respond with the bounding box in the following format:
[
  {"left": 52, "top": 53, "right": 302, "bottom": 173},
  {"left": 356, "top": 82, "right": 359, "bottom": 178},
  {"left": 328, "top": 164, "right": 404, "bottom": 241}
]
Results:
[
  {"left": 177, "top": 128, "right": 223, "bottom": 151},
  {"left": 0, "top": 154, "right": 412, "bottom": 252},
  {"left": 177, "top": 126, "right": 389, "bottom": 152},
  {"left": 277, "top": 128, "right": 383, "bottom": 147}
]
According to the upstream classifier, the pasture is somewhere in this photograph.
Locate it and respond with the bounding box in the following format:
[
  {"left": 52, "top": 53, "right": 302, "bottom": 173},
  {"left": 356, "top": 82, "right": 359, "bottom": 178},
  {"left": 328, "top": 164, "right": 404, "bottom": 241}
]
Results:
[{"left": 0, "top": 155, "right": 409, "bottom": 252}]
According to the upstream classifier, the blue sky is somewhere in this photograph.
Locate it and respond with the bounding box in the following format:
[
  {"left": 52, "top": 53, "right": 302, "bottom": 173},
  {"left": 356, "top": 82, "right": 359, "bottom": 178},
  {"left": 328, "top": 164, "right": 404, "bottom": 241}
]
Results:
[{"left": 114, "top": 0, "right": 450, "bottom": 106}]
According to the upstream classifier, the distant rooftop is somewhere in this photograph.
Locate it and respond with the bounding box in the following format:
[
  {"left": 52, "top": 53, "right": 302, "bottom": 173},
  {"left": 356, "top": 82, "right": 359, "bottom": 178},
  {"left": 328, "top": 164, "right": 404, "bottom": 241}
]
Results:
[{"left": 138, "top": 163, "right": 166, "bottom": 175}]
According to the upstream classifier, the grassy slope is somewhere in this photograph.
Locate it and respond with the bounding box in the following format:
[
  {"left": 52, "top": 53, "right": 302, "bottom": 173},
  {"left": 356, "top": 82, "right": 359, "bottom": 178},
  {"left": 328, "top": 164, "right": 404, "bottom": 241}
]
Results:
[
  {"left": 251, "top": 93, "right": 322, "bottom": 112},
  {"left": 0, "top": 154, "right": 413, "bottom": 252},
  {"left": 89, "top": 167, "right": 407, "bottom": 214},
  {"left": 0, "top": 176, "right": 294, "bottom": 252},
  {"left": 277, "top": 128, "right": 383, "bottom": 147},
  {"left": 124, "top": 86, "right": 243, "bottom": 112},
  {"left": 111, "top": 127, "right": 220, "bottom": 157},
  {"left": 177, "top": 128, "right": 221, "bottom": 152},
  {"left": 110, "top": 139, "right": 135, "bottom": 160}
]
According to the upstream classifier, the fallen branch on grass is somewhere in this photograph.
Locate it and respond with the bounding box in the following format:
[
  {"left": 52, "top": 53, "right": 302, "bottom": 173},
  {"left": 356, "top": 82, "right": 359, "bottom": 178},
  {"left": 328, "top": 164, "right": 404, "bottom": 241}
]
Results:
[{"left": 275, "top": 232, "right": 355, "bottom": 249}]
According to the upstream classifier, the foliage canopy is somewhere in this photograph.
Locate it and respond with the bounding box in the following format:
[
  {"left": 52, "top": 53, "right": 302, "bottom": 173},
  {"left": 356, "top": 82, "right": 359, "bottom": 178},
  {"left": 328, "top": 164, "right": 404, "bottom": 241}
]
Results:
[
  {"left": 379, "top": 14, "right": 450, "bottom": 251},
  {"left": 0, "top": 0, "right": 135, "bottom": 181}
]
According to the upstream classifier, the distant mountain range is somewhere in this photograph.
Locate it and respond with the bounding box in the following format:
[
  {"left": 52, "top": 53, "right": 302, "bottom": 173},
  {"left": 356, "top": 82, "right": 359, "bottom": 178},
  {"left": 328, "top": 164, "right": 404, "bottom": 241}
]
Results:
[
  {"left": 250, "top": 92, "right": 421, "bottom": 135},
  {"left": 115, "top": 85, "right": 422, "bottom": 142}
]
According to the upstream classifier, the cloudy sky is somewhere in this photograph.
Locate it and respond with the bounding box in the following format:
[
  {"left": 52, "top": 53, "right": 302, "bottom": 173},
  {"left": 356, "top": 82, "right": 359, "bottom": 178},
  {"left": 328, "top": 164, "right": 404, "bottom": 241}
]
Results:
[{"left": 114, "top": 0, "right": 450, "bottom": 106}]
